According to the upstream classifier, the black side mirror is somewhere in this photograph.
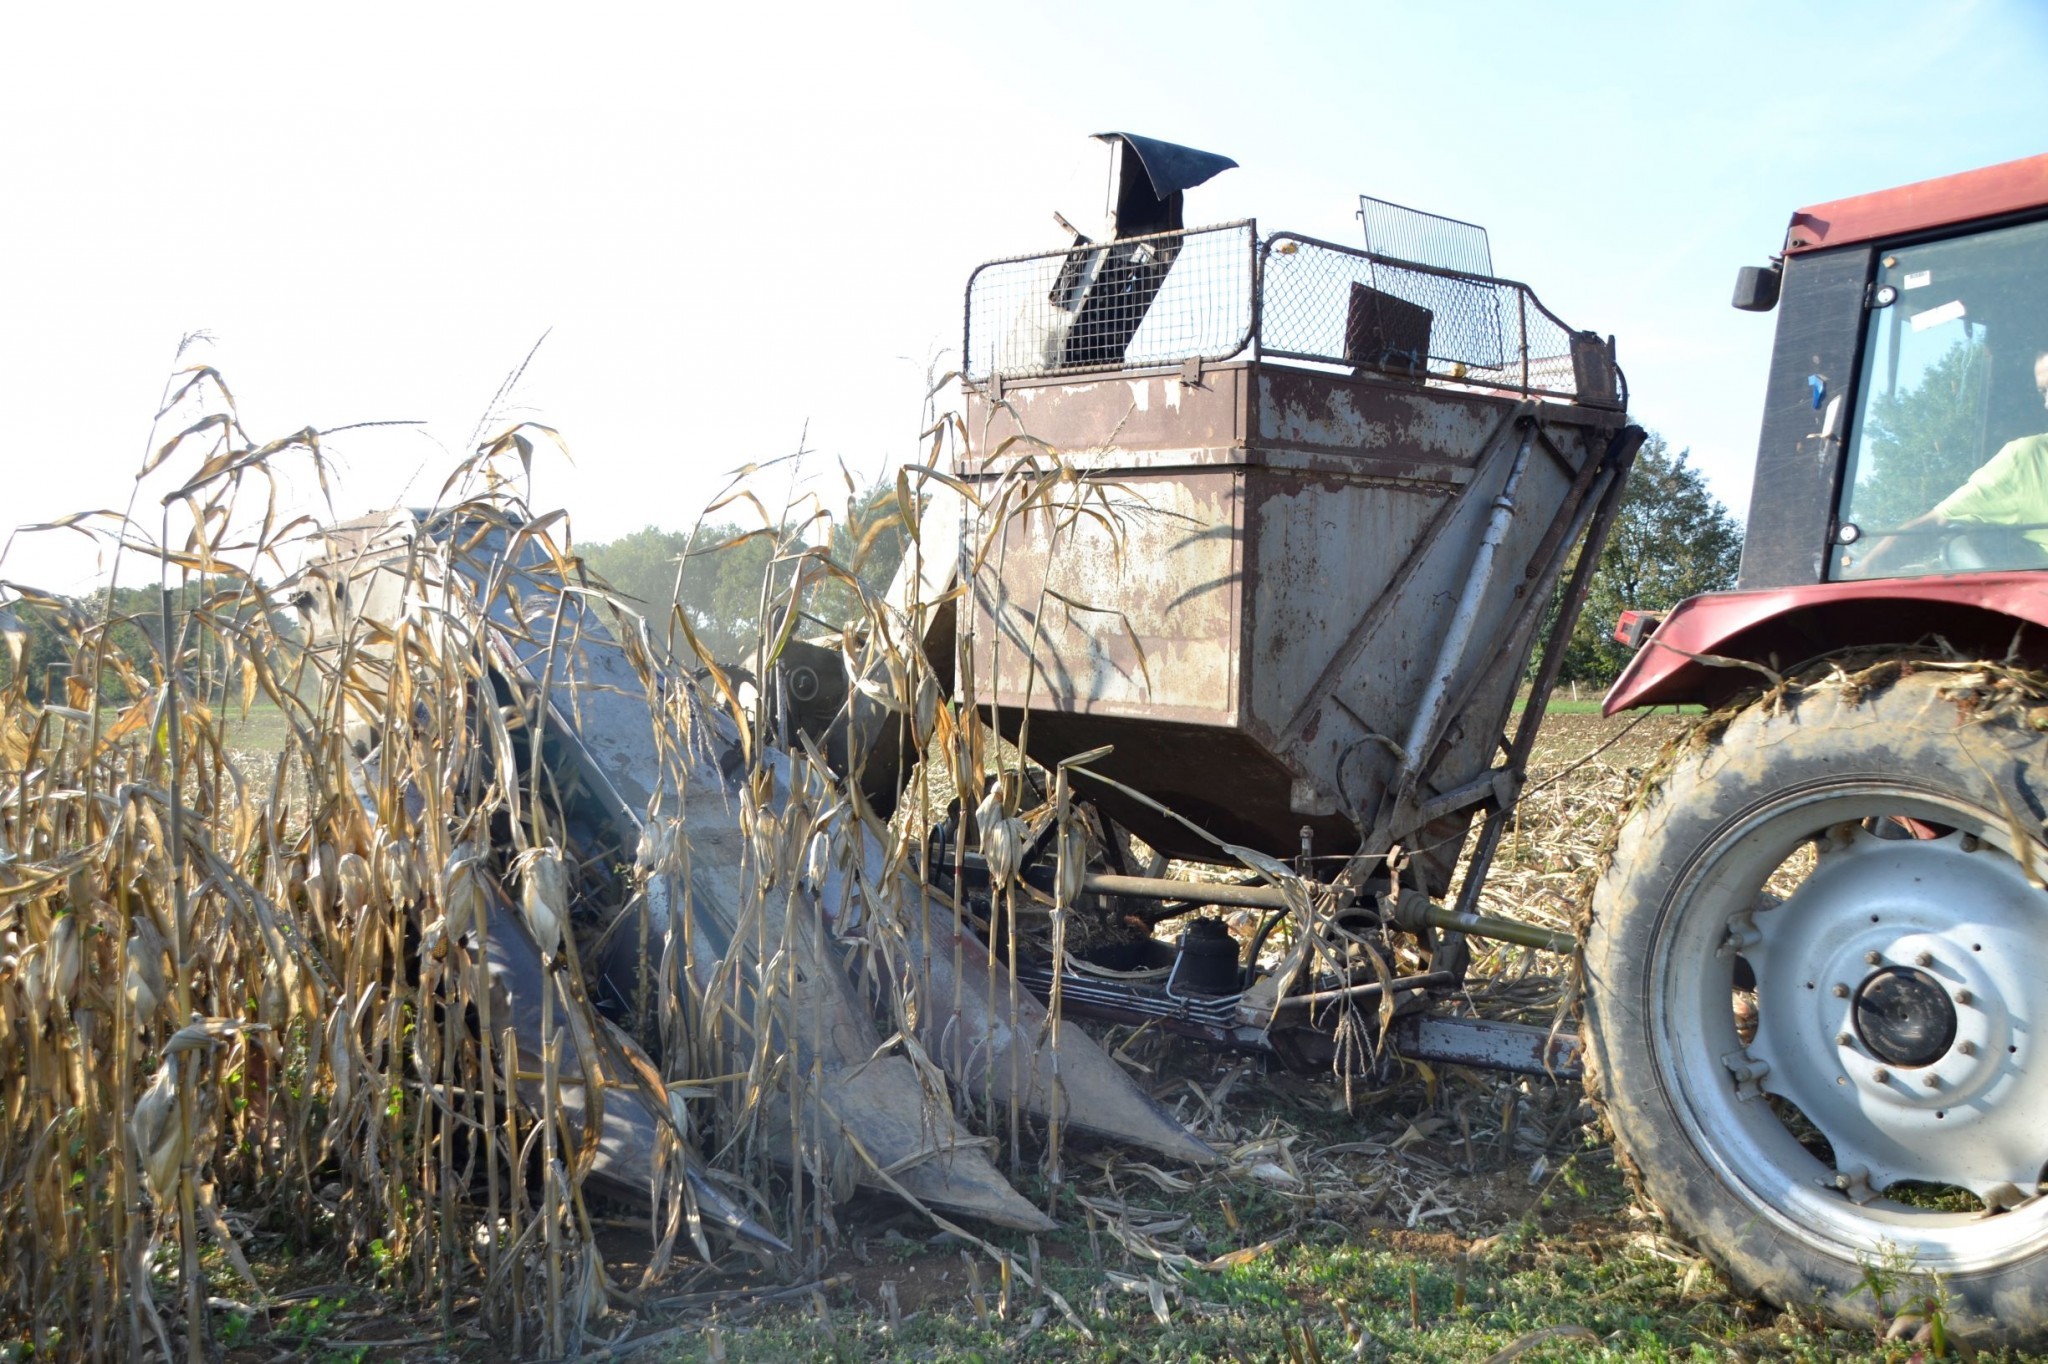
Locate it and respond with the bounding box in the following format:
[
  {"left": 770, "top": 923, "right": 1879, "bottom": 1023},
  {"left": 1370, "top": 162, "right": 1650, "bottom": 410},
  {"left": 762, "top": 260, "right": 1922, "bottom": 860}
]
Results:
[{"left": 1731, "top": 263, "right": 1782, "bottom": 312}]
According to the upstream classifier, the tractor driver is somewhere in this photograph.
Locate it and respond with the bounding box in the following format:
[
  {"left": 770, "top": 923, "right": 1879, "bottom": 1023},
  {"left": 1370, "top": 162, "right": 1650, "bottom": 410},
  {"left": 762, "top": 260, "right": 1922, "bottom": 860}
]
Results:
[{"left": 1859, "top": 349, "right": 2048, "bottom": 574}]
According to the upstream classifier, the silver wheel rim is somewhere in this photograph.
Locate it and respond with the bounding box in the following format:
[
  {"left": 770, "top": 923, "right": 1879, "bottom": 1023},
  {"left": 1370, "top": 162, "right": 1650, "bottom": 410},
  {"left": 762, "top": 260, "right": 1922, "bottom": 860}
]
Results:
[{"left": 1651, "top": 776, "right": 2048, "bottom": 1274}]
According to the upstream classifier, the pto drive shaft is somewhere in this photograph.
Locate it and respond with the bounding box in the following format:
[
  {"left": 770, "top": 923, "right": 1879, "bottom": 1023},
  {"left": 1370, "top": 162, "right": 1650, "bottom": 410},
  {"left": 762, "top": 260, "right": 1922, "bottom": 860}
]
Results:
[{"left": 1079, "top": 874, "right": 1576, "bottom": 955}]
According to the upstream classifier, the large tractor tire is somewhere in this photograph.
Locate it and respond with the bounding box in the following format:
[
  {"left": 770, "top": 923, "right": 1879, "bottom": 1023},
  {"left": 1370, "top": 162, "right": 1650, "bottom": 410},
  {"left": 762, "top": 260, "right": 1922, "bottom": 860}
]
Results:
[{"left": 1584, "top": 664, "right": 2048, "bottom": 1343}]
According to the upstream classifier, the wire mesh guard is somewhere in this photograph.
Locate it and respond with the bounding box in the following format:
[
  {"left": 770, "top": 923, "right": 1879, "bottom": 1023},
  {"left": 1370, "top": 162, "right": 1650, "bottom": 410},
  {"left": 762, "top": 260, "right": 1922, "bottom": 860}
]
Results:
[
  {"left": 964, "top": 223, "right": 1614, "bottom": 406},
  {"left": 1258, "top": 233, "right": 1598, "bottom": 400},
  {"left": 1358, "top": 195, "right": 1496, "bottom": 278},
  {"left": 964, "top": 221, "right": 1257, "bottom": 382}
]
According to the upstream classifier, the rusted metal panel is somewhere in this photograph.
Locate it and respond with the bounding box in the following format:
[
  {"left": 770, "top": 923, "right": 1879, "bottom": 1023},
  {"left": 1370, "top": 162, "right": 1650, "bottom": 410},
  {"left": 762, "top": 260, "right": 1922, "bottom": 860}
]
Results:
[
  {"left": 965, "top": 364, "right": 1250, "bottom": 472},
  {"left": 969, "top": 467, "right": 1243, "bottom": 727},
  {"left": 948, "top": 357, "right": 1624, "bottom": 876},
  {"left": 1242, "top": 406, "right": 1612, "bottom": 892},
  {"left": 1239, "top": 469, "right": 1449, "bottom": 757},
  {"left": 998, "top": 711, "right": 1323, "bottom": 859},
  {"left": 1256, "top": 367, "right": 1509, "bottom": 477},
  {"left": 1329, "top": 426, "right": 1603, "bottom": 883}
]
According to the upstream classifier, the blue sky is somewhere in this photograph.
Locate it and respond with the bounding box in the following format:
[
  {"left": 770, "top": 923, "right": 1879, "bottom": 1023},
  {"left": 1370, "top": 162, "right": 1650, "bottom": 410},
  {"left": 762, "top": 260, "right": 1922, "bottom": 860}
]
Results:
[{"left": 2, "top": 0, "right": 2044, "bottom": 590}]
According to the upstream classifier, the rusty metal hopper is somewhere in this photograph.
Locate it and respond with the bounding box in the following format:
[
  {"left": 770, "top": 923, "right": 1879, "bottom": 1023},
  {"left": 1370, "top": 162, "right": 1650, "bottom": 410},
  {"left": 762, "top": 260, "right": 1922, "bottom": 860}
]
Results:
[{"left": 922, "top": 224, "right": 1639, "bottom": 905}]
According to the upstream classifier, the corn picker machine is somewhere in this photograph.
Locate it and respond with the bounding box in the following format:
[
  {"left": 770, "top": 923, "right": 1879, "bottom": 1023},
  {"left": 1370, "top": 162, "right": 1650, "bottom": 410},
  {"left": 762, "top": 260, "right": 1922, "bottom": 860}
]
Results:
[
  {"left": 321, "top": 132, "right": 2048, "bottom": 1342},
  {"left": 308, "top": 132, "right": 1634, "bottom": 1242}
]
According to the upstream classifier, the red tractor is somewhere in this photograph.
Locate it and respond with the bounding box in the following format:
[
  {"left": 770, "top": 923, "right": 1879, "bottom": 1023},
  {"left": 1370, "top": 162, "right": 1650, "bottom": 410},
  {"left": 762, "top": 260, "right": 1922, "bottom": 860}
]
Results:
[{"left": 1588, "top": 152, "right": 2048, "bottom": 1339}]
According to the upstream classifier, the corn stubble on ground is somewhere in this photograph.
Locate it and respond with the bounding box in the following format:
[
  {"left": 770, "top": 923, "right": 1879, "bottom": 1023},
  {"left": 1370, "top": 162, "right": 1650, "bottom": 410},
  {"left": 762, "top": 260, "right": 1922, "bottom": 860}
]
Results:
[{"left": 0, "top": 371, "right": 1939, "bottom": 1364}]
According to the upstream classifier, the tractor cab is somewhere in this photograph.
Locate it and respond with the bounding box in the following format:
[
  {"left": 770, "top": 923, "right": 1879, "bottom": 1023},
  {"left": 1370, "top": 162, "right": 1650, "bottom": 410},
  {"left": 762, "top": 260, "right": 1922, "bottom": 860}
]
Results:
[
  {"left": 1608, "top": 152, "right": 2048, "bottom": 712},
  {"left": 1827, "top": 216, "right": 2048, "bottom": 581},
  {"left": 1586, "top": 152, "right": 2048, "bottom": 1346}
]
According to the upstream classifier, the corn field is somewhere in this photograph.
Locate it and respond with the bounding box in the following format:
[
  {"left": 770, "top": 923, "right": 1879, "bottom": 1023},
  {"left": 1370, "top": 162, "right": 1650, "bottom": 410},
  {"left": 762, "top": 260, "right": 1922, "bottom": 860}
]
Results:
[{"left": 1, "top": 361, "right": 1345, "bottom": 1360}]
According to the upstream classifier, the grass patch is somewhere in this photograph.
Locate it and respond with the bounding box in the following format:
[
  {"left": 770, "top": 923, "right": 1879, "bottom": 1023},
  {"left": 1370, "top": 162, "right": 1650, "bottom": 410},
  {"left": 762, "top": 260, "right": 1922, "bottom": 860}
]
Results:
[
  {"left": 220, "top": 697, "right": 292, "bottom": 755},
  {"left": 633, "top": 1134, "right": 1914, "bottom": 1364}
]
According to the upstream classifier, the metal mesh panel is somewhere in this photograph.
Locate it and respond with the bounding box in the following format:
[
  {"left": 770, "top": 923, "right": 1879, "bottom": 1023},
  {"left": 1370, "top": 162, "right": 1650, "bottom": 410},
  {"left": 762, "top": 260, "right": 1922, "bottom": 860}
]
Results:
[
  {"left": 1258, "top": 233, "right": 1589, "bottom": 401},
  {"left": 962, "top": 222, "right": 1614, "bottom": 406},
  {"left": 1357, "top": 195, "right": 1494, "bottom": 277},
  {"left": 964, "top": 221, "right": 1256, "bottom": 381}
]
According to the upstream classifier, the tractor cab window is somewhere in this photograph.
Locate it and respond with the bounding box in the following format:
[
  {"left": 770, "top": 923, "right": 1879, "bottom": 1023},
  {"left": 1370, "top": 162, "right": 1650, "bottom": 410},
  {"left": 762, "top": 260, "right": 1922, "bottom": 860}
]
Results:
[{"left": 1833, "top": 216, "right": 2048, "bottom": 580}]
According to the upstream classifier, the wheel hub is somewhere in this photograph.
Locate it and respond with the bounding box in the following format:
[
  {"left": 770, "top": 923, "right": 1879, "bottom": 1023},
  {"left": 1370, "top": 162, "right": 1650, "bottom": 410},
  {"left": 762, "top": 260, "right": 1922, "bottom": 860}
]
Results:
[
  {"left": 1743, "top": 828, "right": 2048, "bottom": 1201},
  {"left": 1853, "top": 966, "right": 1956, "bottom": 1068}
]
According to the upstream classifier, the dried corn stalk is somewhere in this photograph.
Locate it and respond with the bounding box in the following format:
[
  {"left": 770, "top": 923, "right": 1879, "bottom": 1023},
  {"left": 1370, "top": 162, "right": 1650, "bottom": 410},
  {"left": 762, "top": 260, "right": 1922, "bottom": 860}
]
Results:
[{"left": 0, "top": 359, "right": 1226, "bottom": 1360}]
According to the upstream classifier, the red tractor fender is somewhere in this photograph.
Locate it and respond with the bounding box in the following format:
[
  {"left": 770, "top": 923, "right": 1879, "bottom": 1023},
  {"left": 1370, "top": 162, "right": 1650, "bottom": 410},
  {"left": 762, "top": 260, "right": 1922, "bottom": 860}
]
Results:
[{"left": 1602, "top": 573, "right": 2048, "bottom": 715}]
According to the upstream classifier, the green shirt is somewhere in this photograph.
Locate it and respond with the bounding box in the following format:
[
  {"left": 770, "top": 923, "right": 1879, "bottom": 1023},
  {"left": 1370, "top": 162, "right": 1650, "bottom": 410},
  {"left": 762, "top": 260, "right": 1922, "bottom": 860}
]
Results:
[{"left": 1936, "top": 433, "right": 2048, "bottom": 545}]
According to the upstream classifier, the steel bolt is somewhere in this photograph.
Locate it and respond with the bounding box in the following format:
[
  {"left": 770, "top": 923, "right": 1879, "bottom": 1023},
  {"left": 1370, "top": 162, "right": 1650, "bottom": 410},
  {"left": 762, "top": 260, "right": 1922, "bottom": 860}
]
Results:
[
  {"left": 1961, "top": 833, "right": 1981, "bottom": 852},
  {"left": 1924, "top": 1073, "right": 1942, "bottom": 1089},
  {"left": 1865, "top": 950, "right": 1884, "bottom": 965},
  {"left": 1832, "top": 983, "right": 1850, "bottom": 998},
  {"left": 1959, "top": 1041, "right": 1977, "bottom": 1057},
  {"left": 1956, "top": 989, "right": 1974, "bottom": 1007},
  {"left": 1915, "top": 951, "right": 1934, "bottom": 968},
  {"left": 1836, "top": 1032, "right": 1855, "bottom": 1047},
  {"left": 1873, "top": 1067, "right": 1892, "bottom": 1084}
]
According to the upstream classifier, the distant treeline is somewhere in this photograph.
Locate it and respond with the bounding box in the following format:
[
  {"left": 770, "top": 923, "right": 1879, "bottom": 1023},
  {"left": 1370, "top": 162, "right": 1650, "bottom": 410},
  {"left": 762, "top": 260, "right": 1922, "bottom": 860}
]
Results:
[
  {"left": 5, "top": 443, "right": 1734, "bottom": 704},
  {"left": 0, "top": 580, "right": 288, "bottom": 704},
  {"left": 576, "top": 482, "right": 911, "bottom": 665},
  {"left": 1551, "top": 433, "right": 1743, "bottom": 685},
  {"left": 575, "top": 442, "right": 1738, "bottom": 687}
]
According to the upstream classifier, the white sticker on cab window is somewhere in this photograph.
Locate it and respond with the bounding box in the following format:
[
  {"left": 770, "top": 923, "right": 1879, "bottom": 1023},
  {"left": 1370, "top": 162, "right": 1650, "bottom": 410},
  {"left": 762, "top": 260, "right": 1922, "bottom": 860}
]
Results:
[
  {"left": 1909, "top": 299, "right": 1966, "bottom": 331},
  {"left": 1902, "top": 270, "right": 1932, "bottom": 289}
]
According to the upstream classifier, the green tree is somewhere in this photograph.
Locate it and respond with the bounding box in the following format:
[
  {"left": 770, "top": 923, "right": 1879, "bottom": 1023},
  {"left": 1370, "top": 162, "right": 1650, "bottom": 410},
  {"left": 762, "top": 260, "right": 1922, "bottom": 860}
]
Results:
[
  {"left": 0, "top": 577, "right": 265, "bottom": 703},
  {"left": 579, "top": 522, "right": 769, "bottom": 662},
  {"left": 579, "top": 480, "right": 911, "bottom": 666},
  {"left": 1554, "top": 433, "right": 1743, "bottom": 685},
  {"left": 1851, "top": 336, "right": 1990, "bottom": 527},
  {"left": 0, "top": 596, "right": 72, "bottom": 700}
]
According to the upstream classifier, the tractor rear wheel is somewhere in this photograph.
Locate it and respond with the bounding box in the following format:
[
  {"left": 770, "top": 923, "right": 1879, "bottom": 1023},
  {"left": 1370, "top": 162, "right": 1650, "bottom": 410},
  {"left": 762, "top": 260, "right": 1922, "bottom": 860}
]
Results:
[{"left": 1584, "top": 665, "right": 2048, "bottom": 1343}]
